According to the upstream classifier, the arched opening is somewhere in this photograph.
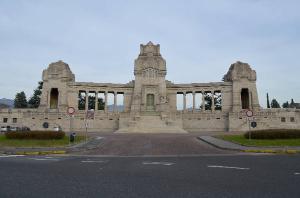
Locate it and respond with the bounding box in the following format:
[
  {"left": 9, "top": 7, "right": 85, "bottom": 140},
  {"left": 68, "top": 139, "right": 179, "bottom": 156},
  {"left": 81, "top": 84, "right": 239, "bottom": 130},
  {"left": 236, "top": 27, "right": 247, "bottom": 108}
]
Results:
[
  {"left": 50, "top": 88, "right": 59, "bottom": 109},
  {"left": 146, "top": 94, "right": 155, "bottom": 111},
  {"left": 241, "top": 88, "right": 250, "bottom": 109}
]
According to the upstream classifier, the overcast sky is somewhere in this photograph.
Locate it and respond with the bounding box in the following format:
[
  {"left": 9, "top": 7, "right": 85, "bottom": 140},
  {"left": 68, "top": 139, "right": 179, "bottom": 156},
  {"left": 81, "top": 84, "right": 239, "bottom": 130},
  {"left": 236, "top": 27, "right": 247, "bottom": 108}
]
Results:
[{"left": 0, "top": 0, "right": 299, "bottom": 107}]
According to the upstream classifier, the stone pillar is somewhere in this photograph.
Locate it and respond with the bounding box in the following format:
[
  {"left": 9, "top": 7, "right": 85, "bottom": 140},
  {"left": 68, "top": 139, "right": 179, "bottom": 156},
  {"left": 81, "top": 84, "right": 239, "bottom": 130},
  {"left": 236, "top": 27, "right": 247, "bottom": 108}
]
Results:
[
  {"left": 114, "top": 92, "right": 117, "bottom": 112},
  {"left": 183, "top": 92, "right": 186, "bottom": 112},
  {"left": 95, "top": 92, "right": 98, "bottom": 111},
  {"left": 85, "top": 91, "right": 88, "bottom": 110},
  {"left": 192, "top": 91, "right": 196, "bottom": 112},
  {"left": 46, "top": 91, "right": 49, "bottom": 109},
  {"left": 202, "top": 91, "right": 205, "bottom": 111},
  {"left": 105, "top": 91, "right": 108, "bottom": 112},
  {"left": 211, "top": 91, "right": 215, "bottom": 112}
]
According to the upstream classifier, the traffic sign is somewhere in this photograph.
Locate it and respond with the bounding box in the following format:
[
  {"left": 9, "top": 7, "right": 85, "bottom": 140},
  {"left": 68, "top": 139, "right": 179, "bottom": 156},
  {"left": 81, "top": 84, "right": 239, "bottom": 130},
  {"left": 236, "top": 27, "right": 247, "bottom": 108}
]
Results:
[
  {"left": 67, "top": 107, "right": 75, "bottom": 115},
  {"left": 251, "top": 121, "right": 257, "bottom": 128},
  {"left": 246, "top": 110, "right": 253, "bottom": 117}
]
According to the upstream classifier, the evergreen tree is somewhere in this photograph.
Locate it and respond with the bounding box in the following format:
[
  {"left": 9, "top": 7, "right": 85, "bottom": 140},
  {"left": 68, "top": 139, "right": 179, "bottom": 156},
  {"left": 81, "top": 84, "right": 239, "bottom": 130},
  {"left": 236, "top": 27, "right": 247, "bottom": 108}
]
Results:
[
  {"left": 14, "top": 91, "right": 28, "bottom": 108},
  {"left": 270, "top": 98, "right": 280, "bottom": 108},
  {"left": 282, "top": 101, "right": 289, "bottom": 108},
  {"left": 204, "top": 93, "right": 212, "bottom": 110},
  {"left": 290, "top": 98, "right": 296, "bottom": 108},
  {"left": 266, "top": 93, "right": 270, "bottom": 108},
  {"left": 88, "top": 95, "right": 96, "bottom": 110},
  {"left": 78, "top": 92, "right": 86, "bottom": 110},
  {"left": 28, "top": 81, "right": 43, "bottom": 108},
  {"left": 98, "top": 98, "right": 105, "bottom": 110}
]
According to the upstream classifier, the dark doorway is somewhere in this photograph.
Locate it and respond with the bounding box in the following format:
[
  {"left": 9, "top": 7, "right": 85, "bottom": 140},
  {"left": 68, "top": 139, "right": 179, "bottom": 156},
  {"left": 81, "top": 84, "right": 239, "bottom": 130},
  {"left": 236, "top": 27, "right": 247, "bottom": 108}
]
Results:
[
  {"left": 241, "top": 88, "right": 249, "bottom": 109},
  {"left": 146, "top": 94, "right": 155, "bottom": 111},
  {"left": 50, "top": 88, "right": 59, "bottom": 109}
]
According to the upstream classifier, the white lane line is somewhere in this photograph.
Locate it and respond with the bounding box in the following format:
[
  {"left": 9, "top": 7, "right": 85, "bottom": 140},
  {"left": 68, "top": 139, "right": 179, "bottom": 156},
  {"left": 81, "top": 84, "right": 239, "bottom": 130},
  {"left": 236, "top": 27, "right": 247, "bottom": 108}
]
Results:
[
  {"left": 95, "top": 137, "right": 103, "bottom": 140},
  {"left": 81, "top": 160, "right": 108, "bottom": 163},
  {"left": 0, "top": 155, "right": 25, "bottom": 158},
  {"left": 142, "top": 161, "right": 175, "bottom": 166},
  {"left": 29, "top": 158, "right": 59, "bottom": 161},
  {"left": 208, "top": 165, "right": 250, "bottom": 170},
  {"left": 295, "top": 172, "right": 300, "bottom": 175}
]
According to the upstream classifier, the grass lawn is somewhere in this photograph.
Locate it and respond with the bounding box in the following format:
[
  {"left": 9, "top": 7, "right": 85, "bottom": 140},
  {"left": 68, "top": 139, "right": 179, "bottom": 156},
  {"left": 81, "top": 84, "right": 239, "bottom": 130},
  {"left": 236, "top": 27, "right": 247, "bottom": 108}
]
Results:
[
  {"left": 219, "top": 135, "right": 300, "bottom": 147},
  {"left": 0, "top": 135, "right": 85, "bottom": 147}
]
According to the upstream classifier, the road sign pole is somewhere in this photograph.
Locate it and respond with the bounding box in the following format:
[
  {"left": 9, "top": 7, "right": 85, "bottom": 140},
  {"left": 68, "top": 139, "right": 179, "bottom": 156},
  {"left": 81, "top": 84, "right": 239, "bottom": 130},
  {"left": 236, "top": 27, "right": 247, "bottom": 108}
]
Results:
[
  {"left": 245, "top": 110, "right": 254, "bottom": 141},
  {"left": 248, "top": 118, "right": 251, "bottom": 141},
  {"left": 67, "top": 107, "right": 76, "bottom": 145}
]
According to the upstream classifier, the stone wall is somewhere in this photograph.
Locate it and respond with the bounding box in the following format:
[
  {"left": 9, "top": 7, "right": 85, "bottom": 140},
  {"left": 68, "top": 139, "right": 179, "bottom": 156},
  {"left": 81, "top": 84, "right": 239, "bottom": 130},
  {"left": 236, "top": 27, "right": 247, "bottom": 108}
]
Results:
[{"left": 1, "top": 42, "right": 299, "bottom": 133}]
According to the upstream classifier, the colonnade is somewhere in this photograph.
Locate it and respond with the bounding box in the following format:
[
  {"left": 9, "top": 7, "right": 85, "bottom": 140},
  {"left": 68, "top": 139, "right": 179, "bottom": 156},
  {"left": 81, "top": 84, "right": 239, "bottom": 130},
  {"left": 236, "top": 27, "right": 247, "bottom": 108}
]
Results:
[
  {"left": 177, "top": 90, "right": 222, "bottom": 112},
  {"left": 78, "top": 90, "right": 124, "bottom": 112}
]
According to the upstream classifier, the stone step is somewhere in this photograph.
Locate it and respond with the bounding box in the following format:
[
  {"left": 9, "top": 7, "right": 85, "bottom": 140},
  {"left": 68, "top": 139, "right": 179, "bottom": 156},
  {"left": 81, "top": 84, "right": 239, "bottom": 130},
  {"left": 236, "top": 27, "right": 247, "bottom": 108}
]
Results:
[{"left": 116, "top": 115, "right": 187, "bottom": 133}]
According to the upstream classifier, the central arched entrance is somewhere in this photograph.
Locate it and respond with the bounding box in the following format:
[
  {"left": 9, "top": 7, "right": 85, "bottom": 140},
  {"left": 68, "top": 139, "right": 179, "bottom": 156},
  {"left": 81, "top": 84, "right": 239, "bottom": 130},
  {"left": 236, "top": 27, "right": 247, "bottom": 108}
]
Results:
[{"left": 146, "top": 94, "right": 155, "bottom": 111}]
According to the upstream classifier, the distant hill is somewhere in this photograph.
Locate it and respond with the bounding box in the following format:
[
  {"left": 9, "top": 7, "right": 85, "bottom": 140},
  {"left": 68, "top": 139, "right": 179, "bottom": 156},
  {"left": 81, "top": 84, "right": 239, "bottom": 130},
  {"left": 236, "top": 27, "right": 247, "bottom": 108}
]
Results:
[{"left": 0, "top": 98, "right": 14, "bottom": 108}]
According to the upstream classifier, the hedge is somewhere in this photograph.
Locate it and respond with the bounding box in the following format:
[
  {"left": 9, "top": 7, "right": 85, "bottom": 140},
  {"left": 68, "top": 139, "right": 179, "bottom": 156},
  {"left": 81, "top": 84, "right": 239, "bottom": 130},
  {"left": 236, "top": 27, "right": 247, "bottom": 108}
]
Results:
[
  {"left": 244, "top": 129, "right": 300, "bottom": 139},
  {"left": 5, "top": 131, "right": 65, "bottom": 140}
]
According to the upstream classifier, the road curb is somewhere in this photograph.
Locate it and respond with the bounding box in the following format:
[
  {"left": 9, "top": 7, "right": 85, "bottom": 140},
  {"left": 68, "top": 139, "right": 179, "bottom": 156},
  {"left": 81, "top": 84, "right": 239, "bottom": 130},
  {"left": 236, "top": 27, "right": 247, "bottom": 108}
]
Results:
[
  {"left": 196, "top": 137, "right": 243, "bottom": 152},
  {"left": 197, "top": 137, "right": 300, "bottom": 154},
  {"left": 243, "top": 149, "right": 299, "bottom": 154},
  {"left": 13, "top": 150, "right": 67, "bottom": 155}
]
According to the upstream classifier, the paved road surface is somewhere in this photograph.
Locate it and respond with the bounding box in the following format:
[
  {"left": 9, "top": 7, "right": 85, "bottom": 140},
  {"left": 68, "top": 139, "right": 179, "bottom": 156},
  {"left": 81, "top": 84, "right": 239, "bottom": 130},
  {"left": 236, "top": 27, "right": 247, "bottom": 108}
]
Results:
[
  {"left": 0, "top": 154, "right": 299, "bottom": 198},
  {"left": 74, "top": 133, "right": 234, "bottom": 155}
]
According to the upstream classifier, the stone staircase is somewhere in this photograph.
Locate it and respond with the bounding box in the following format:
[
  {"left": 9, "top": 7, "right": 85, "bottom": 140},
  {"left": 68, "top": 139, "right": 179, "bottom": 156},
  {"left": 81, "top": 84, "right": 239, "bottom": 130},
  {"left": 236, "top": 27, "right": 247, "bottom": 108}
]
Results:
[{"left": 116, "top": 114, "right": 187, "bottom": 133}]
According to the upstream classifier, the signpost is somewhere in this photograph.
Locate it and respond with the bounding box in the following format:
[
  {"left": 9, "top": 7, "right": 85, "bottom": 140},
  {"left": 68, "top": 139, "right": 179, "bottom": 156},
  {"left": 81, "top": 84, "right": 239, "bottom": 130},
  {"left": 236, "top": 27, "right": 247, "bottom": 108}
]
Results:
[
  {"left": 246, "top": 110, "right": 254, "bottom": 140},
  {"left": 67, "top": 107, "right": 75, "bottom": 145}
]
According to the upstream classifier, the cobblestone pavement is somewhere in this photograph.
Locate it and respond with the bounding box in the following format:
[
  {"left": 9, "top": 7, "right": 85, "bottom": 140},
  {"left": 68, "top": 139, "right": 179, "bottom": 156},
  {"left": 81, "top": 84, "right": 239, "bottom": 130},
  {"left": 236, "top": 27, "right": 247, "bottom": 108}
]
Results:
[{"left": 73, "top": 133, "right": 236, "bottom": 156}]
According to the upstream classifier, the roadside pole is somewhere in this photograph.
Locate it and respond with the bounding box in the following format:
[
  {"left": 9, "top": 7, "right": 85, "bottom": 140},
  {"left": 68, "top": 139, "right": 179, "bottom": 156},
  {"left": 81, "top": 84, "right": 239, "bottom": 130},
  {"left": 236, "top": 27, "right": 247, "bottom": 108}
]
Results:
[
  {"left": 246, "top": 110, "right": 254, "bottom": 141},
  {"left": 67, "top": 107, "right": 76, "bottom": 145},
  {"left": 248, "top": 117, "right": 251, "bottom": 140}
]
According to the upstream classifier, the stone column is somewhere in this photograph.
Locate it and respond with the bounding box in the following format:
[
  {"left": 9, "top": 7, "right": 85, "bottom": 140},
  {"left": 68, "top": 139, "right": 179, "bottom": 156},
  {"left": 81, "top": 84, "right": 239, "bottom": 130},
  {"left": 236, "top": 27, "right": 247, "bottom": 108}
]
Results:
[
  {"left": 211, "top": 91, "right": 215, "bottom": 112},
  {"left": 95, "top": 92, "right": 98, "bottom": 111},
  {"left": 183, "top": 92, "right": 187, "bottom": 112},
  {"left": 114, "top": 92, "right": 117, "bottom": 112},
  {"left": 85, "top": 91, "right": 89, "bottom": 110},
  {"left": 192, "top": 91, "right": 196, "bottom": 112},
  {"left": 104, "top": 91, "right": 108, "bottom": 112},
  {"left": 47, "top": 91, "right": 50, "bottom": 109},
  {"left": 202, "top": 91, "right": 205, "bottom": 111}
]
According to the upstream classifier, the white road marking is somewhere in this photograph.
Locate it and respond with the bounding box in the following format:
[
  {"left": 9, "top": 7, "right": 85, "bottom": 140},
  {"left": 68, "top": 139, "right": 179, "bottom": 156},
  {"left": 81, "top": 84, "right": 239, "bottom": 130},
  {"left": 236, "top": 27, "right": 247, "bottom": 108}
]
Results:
[
  {"left": 29, "top": 158, "right": 59, "bottom": 161},
  {"left": 81, "top": 160, "right": 108, "bottom": 163},
  {"left": 208, "top": 165, "right": 250, "bottom": 170},
  {"left": 294, "top": 172, "right": 300, "bottom": 175},
  {"left": 142, "top": 161, "right": 175, "bottom": 166},
  {"left": 95, "top": 137, "right": 103, "bottom": 140},
  {"left": 0, "top": 155, "right": 25, "bottom": 158}
]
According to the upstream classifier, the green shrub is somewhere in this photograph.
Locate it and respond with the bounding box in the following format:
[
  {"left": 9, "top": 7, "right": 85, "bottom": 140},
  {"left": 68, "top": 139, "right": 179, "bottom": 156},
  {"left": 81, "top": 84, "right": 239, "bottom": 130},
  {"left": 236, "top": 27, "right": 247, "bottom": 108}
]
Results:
[
  {"left": 244, "top": 129, "right": 300, "bottom": 139},
  {"left": 5, "top": 131, "right": 65, "bottom": 140}
]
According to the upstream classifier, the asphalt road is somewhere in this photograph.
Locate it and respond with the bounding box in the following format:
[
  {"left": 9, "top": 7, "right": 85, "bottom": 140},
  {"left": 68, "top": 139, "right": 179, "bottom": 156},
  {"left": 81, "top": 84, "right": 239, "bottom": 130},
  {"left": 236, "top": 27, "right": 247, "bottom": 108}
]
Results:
[
  {"left": 0, "top": 154, "right": 299, "bottom": 198},
  {"left": 74, "top": 133, "right": 234, "bottom": 155}
]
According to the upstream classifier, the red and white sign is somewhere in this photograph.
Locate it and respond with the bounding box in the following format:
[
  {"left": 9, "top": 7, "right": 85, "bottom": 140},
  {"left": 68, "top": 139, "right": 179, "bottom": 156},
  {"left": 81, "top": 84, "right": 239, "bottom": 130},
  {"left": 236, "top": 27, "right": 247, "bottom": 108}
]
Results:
[
  {"left": 245, "top": 110, "right": 253, "bottom": 117},
  {"left": 67, "top": 107, "right": 76, "bottom": 115}
]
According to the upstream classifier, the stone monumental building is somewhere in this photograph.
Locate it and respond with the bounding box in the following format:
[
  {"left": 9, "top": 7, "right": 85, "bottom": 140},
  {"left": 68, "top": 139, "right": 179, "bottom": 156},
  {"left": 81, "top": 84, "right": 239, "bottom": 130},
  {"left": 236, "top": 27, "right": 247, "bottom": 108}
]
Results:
[{"left": 1, "top": 42, "right": 299, "bottom": 133}]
